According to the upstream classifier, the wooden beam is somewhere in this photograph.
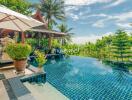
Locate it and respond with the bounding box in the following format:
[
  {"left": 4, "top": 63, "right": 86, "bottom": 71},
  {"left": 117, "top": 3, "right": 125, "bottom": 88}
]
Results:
[{"left": 0, "top": 15, "right": 11, "bottom": 22}]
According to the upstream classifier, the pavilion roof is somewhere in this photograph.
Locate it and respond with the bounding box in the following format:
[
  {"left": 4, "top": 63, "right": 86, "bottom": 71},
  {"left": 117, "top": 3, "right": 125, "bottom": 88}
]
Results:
[
  {"left": 31, "top": 10, "right": 66, "bottom": 37},
  {"left": 29, "top": 25, "right": 66, "bottom": 37}
]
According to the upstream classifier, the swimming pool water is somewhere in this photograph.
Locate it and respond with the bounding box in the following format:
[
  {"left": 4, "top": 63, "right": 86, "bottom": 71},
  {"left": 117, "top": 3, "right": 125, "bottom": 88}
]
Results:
[{"left": 44, "top": 56, "right": 132, "bottom": 100}]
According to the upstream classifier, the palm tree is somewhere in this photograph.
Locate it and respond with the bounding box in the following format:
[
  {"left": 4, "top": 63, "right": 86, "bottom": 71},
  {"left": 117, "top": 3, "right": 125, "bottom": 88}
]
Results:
[
  {"left": 57, "top": 23, "right": 74, "bottom": 45},
  {"left": 40, "top": 0, "right": 65, "bottom": 30}
]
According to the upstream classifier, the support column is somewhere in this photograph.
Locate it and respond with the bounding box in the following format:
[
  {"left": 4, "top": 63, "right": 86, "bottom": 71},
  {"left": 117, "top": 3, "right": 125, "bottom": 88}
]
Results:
[
  {"left": 48, "top": 34, "right": 53, "bottom": 49},
  {"left": 21, "top": 32, "right": 25, "bottom": 43},
  {"left": 15, "top": 31, "right": 18, "bottom": 43}
]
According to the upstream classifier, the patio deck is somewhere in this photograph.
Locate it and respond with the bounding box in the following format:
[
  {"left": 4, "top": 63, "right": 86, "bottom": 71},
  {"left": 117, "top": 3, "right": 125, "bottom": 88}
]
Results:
[
  {"left": 0, "top": 65, "right": 69, "bottom": 100},
  {"left": 0, "top": 66, "right": 35, "bottom": 100},
  {"left": 24, "top": 82, "right": 69, "bottom": 100}
]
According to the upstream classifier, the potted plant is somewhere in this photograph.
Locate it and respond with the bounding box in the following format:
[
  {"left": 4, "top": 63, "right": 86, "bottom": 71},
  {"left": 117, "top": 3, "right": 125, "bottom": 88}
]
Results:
[
  {"left": 35, "top": 50, "right": 47, "bottom": 72},
  {"left": 6, "top": 43, "right": 31, "bottom": 73}
]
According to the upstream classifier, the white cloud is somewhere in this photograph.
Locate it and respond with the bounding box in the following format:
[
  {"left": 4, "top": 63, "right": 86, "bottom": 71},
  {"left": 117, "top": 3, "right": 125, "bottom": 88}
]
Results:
[
  {"left": 90, "top": 14, "right": 108, "bottom": 17},
  {"left": 68, "top": 13, "right": 79, "bottom": 21},
  {"left": 92, "top": 16, "right": 112, "bottom": 28},
  {"left": 92, "top": 11, "right": 132, "bottom": 28},
  {"left": 72, "top": 30, "right": 132, "bottom": 44},
  {"left": 114, "top": 12, "right": 132, "bottom": 21},
  {"left": 116, "top": 23, "right": 132, "bottom": 28},
  {"left": 65, "top": 0, "right": 111, "bottom": 6},
  {"left": 65, "top": 6, "right": 91, "bottom": 21},
  {"left": 72, "top": 36, "right": 102, "bottom": 44},
  {"left": 125, "top": 30, "right": 132, "bottom": 35},
  {"left": 79, "top": 21, "right": 90, "bottom": 25},
  {"left": 81, "top": 13, "right": 108, "bottom": 20},
  {"left": 65, "top": 6, "right": 79, "bottom": 12},
  {"left": 72, "top": 32, "right": 113, "bottom": 44},
  {"left": 92, "top": 20, "right": 105, "bottom": 28},
  {"left": 105, "top": 0, "right": 125, "bottom": 8},
  {"left": 85, "top": 11, "right": 132, "bottom": 23},
  {"left": 103, "top": 32, "right": 114, "bottom": 36},
  {"left": 79, "top": 8, "right": 91, "bottom": 16},
  {"left": 65, "top": 6, "right": 79, "bottom": 21}
]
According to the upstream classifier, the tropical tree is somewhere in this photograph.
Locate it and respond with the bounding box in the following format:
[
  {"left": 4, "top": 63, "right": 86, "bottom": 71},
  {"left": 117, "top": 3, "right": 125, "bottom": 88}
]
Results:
[
  {"left": 40, "top": 0, "right": 65, "bottom": 30},
  {"left": 62, "top": 44, "right": 80, "bottom": 55},
  {"left": 104, "top": 36, "right": 113, "bottom": 60},
  {"left": 111, "top": 30, "right": 131, "bottom": 62},
  {"left": 96, "top": 39, "right": 106, "bottom": 59},
  {"left": 0, "top": 0, "right": 31, "bottom": 15},
  {"left": 58, "top": 23, "right": 73, "bottom": 45}
]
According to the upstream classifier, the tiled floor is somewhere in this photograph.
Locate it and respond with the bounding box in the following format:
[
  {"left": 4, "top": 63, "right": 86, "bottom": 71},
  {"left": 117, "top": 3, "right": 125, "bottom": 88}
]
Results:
[{"left": 24, "top": 82, "right": 69, "bottom": 100}]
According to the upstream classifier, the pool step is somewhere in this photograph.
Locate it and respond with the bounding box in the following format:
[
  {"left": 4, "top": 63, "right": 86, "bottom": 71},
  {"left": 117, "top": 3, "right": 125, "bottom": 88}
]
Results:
[
  {"left": 20, "top": 72, "right": 46, "bottom": 83},
  {"left": 28, "top": 65, "right": 38, "bottom": 73},
  {"left": 3, "top": 77, "right": 36, "bottom": 100},
  {"left": 2, "top": 79, "right": 17, "bottom": 100},
  {"left": 8, "top": 77, "right": 31, "bottom": 97}
]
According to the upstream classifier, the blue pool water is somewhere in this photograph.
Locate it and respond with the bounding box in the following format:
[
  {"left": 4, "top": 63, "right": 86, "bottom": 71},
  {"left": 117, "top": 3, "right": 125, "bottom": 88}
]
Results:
[{"left": 44, "top": 56, "right": 132, "bottom": 100}]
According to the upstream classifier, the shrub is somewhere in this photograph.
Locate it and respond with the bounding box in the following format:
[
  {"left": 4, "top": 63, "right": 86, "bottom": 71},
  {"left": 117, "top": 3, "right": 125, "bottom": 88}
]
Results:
[
  {"left": 6, "top": 43, "right": 32, "bottom": 60},
  {"left": 35, "top": 50, "right": 47, "bottom": 67},
  {"left": 26, "top": 38, "right": 37, "bottom": 48}
]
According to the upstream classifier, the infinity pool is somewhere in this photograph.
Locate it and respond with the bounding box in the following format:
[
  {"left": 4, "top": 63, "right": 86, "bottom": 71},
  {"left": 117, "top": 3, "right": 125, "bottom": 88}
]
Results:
[{"left": 44, "top": 56, "right": 132, "bottom": 100}]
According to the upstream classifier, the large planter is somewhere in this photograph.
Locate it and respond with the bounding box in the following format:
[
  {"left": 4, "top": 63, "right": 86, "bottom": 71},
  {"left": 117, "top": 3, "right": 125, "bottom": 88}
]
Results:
[
  {"left": 14, "top": 59, "right": 27, "bottom": 73},
  {"left": 6, "top": 43, "right": 32, "bottom": 74}
]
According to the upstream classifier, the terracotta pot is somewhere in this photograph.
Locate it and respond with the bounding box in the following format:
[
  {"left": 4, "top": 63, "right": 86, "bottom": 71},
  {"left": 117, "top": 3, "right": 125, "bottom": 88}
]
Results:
[{"left": 14, "top": 59, "right": 27, "bottom": 73}]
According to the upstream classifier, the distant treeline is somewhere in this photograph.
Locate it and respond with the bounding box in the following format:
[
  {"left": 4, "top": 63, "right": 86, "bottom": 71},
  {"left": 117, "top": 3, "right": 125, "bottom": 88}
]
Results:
[{"left": 62, "top": 30, "right": 132, "bottom": 63}]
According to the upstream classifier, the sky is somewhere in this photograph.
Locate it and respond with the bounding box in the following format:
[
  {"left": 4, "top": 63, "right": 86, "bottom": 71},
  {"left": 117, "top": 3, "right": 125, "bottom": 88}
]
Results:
[{"left": 28, "top": 0, "right": 132, "bottom": 44}]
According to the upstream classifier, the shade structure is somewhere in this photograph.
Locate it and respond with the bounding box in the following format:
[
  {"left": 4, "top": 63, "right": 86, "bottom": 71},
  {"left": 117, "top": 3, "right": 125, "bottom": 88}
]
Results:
[
  {"left": 30, "top": 10, "right": 66, "bottom": 49},
  {"left": 0, "top": 5, "right": 44, "bottom": 42},
  {"left": 29, "top": 26, "right": 66, "bottom": 49},
  {"left": 30, "top": 25, "right": 66, "bottom": 37},
  {"left": 0, "top": 5, "right": 44, "bottom": 31}
]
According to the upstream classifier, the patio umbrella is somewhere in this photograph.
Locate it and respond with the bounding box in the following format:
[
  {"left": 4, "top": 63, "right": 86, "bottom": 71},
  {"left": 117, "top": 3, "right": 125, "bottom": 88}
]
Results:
[{"left": 0, "top": 5, "right": 44, "bottom": 43}]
